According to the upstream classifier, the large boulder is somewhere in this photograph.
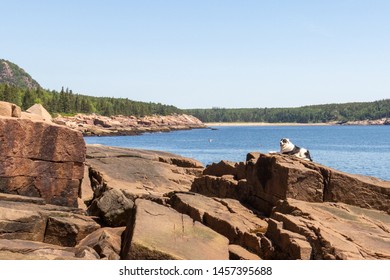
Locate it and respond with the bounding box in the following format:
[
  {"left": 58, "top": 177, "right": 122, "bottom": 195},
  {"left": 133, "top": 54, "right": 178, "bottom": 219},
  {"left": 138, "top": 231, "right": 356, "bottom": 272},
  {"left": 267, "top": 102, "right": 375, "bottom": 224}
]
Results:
[
  {"left": 25, "top": 103, "right": 52, "bottom": 121},
  {"left": 87, "top": 188, "right": 134, "bottom": 227},
  {"left": 246, "top": 153, "right": 390, "bottom": 214},
  {"left": 0, "top": 101, "right": 21, "bottom": 118},
  {"left": 0, "top": 116, "right": 86, "bottom": 207},
  {"left": 203, "top": 160, "right": 246, "bottom": 180},
  {"left": 43, "top": 215, "right": 100, "bottom": 247},
  {"left": 0, "top": 205, "right": 46, "bottom": 241},
  {"left": 121, "top": 199, "right": 230, "bottom": 260}
]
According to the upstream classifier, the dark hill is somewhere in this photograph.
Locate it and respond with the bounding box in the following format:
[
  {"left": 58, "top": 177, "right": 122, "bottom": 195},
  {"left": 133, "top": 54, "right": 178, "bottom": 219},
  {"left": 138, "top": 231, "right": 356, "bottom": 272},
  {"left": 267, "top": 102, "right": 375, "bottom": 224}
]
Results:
[{"left": 0, "top": 59, "right": 40, "bottom": 90}]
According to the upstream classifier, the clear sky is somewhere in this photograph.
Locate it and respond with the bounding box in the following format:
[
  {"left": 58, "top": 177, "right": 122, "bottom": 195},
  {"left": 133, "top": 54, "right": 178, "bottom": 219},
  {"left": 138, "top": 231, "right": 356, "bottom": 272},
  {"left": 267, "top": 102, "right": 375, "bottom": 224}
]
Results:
[{"left": 2, "top": 0, "right": 390, "bottom": 109}]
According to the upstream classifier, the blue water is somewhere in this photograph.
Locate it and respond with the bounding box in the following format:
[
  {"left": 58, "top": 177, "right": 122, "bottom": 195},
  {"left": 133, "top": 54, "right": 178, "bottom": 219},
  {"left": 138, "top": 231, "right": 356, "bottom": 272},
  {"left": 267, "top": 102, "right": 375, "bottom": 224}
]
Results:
[{"left": 85, "top": 125, "right": 390, "bottom": 181}]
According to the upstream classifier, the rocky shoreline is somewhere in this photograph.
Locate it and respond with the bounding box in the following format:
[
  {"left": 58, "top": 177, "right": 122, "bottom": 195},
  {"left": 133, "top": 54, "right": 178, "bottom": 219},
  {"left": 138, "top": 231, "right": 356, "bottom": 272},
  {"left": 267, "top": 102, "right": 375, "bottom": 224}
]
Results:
[
  {"left": 338, "top": 118, "right": 390, "bottom": 125},
  {"left": 53, "top": 113, "right": 207, "bottom": 136},
  {"left": 0, "top": 101, "right": 389, "bottom": 260},
  {"left": 206, "top": 118, "right": 390, "bottom": 126}
]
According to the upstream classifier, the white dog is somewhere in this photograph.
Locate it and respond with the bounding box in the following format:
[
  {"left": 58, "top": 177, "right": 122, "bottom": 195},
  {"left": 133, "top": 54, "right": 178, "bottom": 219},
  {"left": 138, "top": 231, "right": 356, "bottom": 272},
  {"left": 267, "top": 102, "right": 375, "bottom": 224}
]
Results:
[{"left": 279, "top": 138, "right": 312, "bottom": 161}]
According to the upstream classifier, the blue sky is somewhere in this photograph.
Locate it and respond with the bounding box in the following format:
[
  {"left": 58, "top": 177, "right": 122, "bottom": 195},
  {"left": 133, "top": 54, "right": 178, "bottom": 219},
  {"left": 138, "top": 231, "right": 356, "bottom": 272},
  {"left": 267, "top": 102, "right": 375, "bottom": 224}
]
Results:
[{"left": 2, "top": 0, "right": 390, "bottom": 109}]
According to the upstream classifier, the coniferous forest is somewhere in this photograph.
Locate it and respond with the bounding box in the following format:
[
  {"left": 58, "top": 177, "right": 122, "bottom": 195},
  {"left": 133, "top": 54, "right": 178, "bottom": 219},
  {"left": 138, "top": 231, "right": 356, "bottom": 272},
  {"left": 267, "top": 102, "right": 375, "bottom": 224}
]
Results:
[
  {"left": 184, "top": 99, "right": 390, "bottom": 123},
  {"left": 1, "top": 58, "right": 389, "bottom": 122},
  {"left": 0, "top": 83, "right": 389, "bottom": 123},
  {"left": 0, "top": 84, "right": 181, "bottom": 117}
]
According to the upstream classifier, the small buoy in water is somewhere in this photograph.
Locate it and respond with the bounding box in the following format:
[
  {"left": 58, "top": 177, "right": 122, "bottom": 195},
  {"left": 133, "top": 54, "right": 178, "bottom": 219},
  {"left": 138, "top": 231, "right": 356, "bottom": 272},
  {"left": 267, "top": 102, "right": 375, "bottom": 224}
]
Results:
[{"left": 208, "top": 138, "right": 213, "bottom": 143}]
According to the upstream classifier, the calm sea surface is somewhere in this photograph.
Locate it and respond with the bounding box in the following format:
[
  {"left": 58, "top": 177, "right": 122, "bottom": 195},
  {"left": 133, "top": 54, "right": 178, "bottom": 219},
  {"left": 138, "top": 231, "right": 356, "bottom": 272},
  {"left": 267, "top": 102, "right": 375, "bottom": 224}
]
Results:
[{"left": 85, "top": 125, "right": 390, "bottom": 181}]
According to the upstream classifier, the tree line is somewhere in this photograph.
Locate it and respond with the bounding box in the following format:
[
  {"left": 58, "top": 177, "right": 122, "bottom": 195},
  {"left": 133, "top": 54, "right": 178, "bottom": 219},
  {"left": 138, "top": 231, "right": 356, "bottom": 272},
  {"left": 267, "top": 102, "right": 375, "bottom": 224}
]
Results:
[
  {"left": 1, "top": 83, "right": 389, "bottom": 123},
  {"left": 0, "top": 84, "right": 181, "bottom": 117},
  {"left": 183, "top": 99, "right": 390, "bottom": 123}
]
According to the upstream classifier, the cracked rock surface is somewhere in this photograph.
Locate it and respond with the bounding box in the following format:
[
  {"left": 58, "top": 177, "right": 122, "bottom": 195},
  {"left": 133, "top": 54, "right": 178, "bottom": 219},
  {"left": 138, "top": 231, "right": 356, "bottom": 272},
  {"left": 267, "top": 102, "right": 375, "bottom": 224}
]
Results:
[
  {"left": 0, "top": 106, "right": 389, "bottom": 260},
  {"left": 86, "top": 144, "right": 203, "bottom": 198},
  {"left": 268, "top": 199, "right": 390, "bottom": 259},
  {"left": 0, "top": 116, "right": 85, "bottom": 207},
  {"left": 121, "top": 199, "right": 230, "bottom": 260}
]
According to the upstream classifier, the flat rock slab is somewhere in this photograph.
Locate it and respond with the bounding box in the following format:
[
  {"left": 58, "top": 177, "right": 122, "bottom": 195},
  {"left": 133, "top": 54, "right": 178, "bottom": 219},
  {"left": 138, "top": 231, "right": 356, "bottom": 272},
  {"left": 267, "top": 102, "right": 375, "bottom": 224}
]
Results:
[
  {"left": 170, "top": 193, "right": 267, "bottom": 254},
  {"left": 87, "top": 145, "right": 203, "bottom": 197},
  {"left": 0, "top": 197, "right": 100, "bottom": 247},
  {"left": 0, "top": 192, "right": 45, "bottom": 204},
  {"left": 0, "top": 206, "right": 46, "bottom": 241},
  {"left": 121, "top": 199, "right": 229, "bottom": 260},
  {"left": 229, "top": 244, "right": 261, "bottom": 260},
  {"left": 0, "top": 239, "right": 99, "bottom": 260},
  {"left": 269, "top": 199, "right": 390, "bottom": 259}
]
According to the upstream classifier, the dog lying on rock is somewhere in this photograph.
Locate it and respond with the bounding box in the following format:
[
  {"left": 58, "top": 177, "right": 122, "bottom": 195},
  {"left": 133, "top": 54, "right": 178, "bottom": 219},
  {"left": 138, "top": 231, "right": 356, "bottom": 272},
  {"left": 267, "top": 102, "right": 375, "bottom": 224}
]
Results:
[{"left": 279, "top": 138, "right": 313, "bottom": 161}]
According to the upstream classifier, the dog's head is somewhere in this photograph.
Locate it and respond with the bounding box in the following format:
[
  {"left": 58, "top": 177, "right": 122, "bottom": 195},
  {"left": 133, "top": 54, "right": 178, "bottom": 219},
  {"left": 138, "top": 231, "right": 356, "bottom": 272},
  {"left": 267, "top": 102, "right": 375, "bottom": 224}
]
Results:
[{"left": 280, "top": 138, "right": 294, "bottom": 152}]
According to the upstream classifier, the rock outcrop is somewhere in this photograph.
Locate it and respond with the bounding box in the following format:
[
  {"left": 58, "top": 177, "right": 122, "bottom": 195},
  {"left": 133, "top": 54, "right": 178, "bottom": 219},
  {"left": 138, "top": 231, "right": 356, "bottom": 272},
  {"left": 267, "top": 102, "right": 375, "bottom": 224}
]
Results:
[
  {"left": 0, "top": 101, "right": 22, "bottom": 118},
  {"left": 0, "top": 107, "right": 389, "bottom": 260},
  {"left": 0, "top": 115, "right": 85, "bottom": 207},
  {"left": 268, "top": 199, "right": 390, "bottom": 259},
  {"left": 77, "top": 227, "right": 125, "bottom": 260},
  {"left": 169, "top": 193, "right": 267, "bottom": 255},
  {"left": 0, "top": 196, "right": 100, "bottom": 247},
  {"left": 0, "top": 239, "right": 99, "bottom": 260},
  {"left": 0, "top": 193, "right": 100, "bottom": 260},
  {"left": 83, "top": 146, "right": 390, "bottom": 260},
  {"left": 53, "top": 113, "right": 207, "bottom": 136},
  {"left": 341, "top": 118, "right": 390, "bottom": 125},
  {"left": 25, "top": 103, "right": 52, "bottom": 122},
  {"left": 192, "top": 152, "right": 390, "bottom": 215},
  {"left": 191, "top": 152, "right": 390, "bottom": 259},
  {"left": 86, "top": 145, "right": 203, "bottom": 200}
]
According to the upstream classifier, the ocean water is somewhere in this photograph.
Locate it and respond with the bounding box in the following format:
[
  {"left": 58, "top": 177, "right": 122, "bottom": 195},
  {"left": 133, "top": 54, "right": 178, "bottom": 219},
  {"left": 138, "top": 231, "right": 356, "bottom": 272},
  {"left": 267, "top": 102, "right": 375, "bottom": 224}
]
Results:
[{"left": 85, "top": 125, "right": 390, "bottom": 181}]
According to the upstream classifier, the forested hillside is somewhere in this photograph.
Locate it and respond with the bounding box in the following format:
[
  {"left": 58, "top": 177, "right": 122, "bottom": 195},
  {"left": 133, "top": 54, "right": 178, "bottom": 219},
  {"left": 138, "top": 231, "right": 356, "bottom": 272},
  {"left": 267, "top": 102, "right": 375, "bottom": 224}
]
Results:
[
  {"left": 0, "top": 59, "right": 180, "bottom": 116},
  {"left": 184, "top": 99, "right": 390, "bottom": 123},
  {"left": 1, "top": 59, "right": 389, "bottom": 122},
  {"left": 0, "top": 84, "right": 181, "bottom": 116},
  {"left": 1, "top": 83, "right": 388, "bottom": 122}
]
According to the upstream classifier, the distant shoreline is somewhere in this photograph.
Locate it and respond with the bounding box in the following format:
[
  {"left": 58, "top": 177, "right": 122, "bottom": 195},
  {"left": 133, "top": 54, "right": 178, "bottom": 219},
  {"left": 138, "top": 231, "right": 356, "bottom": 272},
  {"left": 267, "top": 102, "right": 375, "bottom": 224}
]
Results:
[{"left": 205, "top": 122, "right": 333, "bottom": 127}]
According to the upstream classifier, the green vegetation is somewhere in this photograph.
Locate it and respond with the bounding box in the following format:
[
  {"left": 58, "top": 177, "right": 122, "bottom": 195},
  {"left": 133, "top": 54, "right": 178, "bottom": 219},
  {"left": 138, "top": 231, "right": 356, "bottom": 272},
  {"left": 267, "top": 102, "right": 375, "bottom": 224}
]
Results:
[
  {"left": 0, "top": 84, "right": 181, "bottom": 116},
  {"left": 1, "top": 83, "right": 388, "bottom": 122},
  {"left": 1, "top": 59, "right": 389, "bottom": 122},
  {"left": 1, "top": 58, "right": 180, "bottom": 117},
  {"left": 184, "top": 100, "right": 390, "bottom": 123}
]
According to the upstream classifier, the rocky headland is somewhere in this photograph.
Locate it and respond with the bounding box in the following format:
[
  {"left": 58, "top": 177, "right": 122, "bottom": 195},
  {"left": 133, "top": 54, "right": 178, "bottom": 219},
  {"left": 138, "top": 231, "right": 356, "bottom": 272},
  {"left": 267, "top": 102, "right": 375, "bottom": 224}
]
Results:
[
  {"left": 338, "top": 118, "right": 390, "bottom": 126},
  {"left": 0, "top": 101, "right": 389, "bottom": 260},
  {"left": 53, "top": 113, "right": 207, "bottom": 136}
]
